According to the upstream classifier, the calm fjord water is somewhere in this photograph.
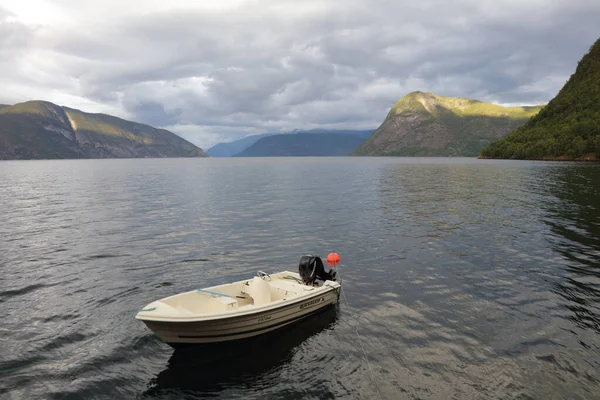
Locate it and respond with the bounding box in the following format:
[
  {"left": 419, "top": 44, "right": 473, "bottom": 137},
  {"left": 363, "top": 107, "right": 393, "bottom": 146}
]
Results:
[{"left": 1, "top": 157, "right": 599, "bottom": 399}]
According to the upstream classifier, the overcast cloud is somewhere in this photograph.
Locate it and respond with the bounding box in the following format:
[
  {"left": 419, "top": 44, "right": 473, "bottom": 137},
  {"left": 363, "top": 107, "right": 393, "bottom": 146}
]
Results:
[{"left": 1, "top": 0, "right": 599, "bottom": 148}]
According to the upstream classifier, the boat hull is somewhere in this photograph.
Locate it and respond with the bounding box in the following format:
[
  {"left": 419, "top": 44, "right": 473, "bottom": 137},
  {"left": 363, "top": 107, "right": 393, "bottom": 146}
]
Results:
[
  {"left": 164, "top": 304, "right": 338, "bottom": 349},
  {"left": 142, "top": 286, "right": 340, "bottom": 345}
]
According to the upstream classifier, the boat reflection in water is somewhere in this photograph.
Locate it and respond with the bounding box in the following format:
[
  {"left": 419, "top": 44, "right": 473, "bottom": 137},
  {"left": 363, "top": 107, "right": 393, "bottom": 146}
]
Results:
[{"left": 144, "top": 304, "right": 339, "bottom": 397}]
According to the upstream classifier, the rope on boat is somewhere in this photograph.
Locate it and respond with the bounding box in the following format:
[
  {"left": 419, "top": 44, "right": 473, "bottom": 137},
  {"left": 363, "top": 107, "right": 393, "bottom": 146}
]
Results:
[
  {"left": 197, "top": 288, "right": 248, "bottom": 299},
  {"left": 197, "top": 288, "right": 231, "bottom": 297},
  {"left": 336, "top": 265, "right": 384, "bottom": 400},
  {"left": 282, "top": 275, "right": 303, "bottom": 284}
]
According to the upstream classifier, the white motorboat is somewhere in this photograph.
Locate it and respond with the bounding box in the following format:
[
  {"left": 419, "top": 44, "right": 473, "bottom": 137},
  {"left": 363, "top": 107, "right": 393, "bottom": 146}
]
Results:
[{"left": 136, "top": 270, "right": 341, "bottom": 346}]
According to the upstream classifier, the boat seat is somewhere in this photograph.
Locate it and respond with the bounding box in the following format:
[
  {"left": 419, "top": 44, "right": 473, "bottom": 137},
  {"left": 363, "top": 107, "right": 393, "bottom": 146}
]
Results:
[
  {"left": 270, "top": 280, "right": 313, "bottom": 294},
  {"left": 242, "top": 277, "right": 272, "bottom": 305},
  {"left": 211, "top": 295, "right": 239, "bottom": 311}
]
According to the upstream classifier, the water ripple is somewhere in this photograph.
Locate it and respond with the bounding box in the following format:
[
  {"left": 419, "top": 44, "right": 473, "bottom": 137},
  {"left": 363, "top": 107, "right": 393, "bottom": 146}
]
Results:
[{"left": 1, "top": 158, "right": 600, "bottom": 399}]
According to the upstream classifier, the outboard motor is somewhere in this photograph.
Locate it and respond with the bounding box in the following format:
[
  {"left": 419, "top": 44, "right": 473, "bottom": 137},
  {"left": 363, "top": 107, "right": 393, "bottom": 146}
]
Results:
[{"left": 298, "top": 254, "right": 337, "bottom": 285}]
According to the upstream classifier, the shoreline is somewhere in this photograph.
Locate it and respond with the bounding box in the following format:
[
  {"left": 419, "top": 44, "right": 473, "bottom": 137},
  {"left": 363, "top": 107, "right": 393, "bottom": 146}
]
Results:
[{"left": 478, "top": 156, "right": 600, "bottom": 162}]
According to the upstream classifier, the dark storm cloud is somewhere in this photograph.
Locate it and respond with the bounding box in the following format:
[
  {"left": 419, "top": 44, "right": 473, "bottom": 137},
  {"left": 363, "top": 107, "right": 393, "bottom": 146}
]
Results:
[{"left": 1, "top": 0, "right": 599, "bottom": 147}]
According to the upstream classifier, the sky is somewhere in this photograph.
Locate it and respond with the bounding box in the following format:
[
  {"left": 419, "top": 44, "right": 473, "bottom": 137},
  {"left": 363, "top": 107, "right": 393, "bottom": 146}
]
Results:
[{"left": 1, "top": 0, "right": 599, "bottom": 149}]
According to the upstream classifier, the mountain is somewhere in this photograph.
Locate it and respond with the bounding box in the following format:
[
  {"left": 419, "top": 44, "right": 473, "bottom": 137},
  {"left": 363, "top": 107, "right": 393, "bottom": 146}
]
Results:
[
  {"left": 0, "top": 101, "right": 208, "bottom": 159},
  {"left": 207, "top": 133, "right": 277, "bottom": 157},
  {"left": 234, "top": 132, "right": 366, "bottom": 156},
  {"left": 480, "top": 38, "right": 600, "bottom": 160},
  {"left": 296, "top": 128, "right": 374, "bottom": 138},
  {"left": 353, "top": 92, "right": 544, "bottom": 157},
  {"left": 208, "top": 129, "right": 373, "bottom": 157}
]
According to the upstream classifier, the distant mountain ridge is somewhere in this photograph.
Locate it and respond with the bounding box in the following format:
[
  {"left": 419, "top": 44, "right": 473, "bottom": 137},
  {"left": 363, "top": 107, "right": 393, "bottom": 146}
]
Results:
[
  {"left": 0, "top": 101, "right": 208, "bottom": 159},
  {"left": 353, "top": 92, "right": 544, "bottom": 156},
  {"left": 208, "top": 129, "right": 374, "bottom": 157},
  {"left": 480, "top": 37, "right": 600, "bottom": 160},
  {"left": 207, "top": 133, "right": 278, "bottom": 157},
  {"left": 234, "top": 132, "right": 367, "bottom": 157}
]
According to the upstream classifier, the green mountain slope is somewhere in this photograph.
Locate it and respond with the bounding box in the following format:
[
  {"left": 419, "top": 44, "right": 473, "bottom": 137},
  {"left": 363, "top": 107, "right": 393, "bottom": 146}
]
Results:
[
  {"left": 480, "top": 38, "right": 600, "bottom": 160},
  {"left": 353, "top": 92, "right": 543, "bottom": 156},
  {"left": 234, "top": 132, "right": 366, "bottom": 156},
  {"left": 0, "top": 101, "right": 208, "bottom": 159}
]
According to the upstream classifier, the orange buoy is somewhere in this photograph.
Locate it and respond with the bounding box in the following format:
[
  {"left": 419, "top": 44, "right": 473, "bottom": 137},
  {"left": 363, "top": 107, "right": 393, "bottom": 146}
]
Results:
[{"left": 326, "top": 252, "right": 340, "bottom": 266}]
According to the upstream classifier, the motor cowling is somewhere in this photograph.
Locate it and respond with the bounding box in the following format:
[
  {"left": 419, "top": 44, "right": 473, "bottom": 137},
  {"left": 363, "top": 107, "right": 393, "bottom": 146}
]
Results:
[{"left": 298, "top": 254, "right": 337, "bottom": 285}]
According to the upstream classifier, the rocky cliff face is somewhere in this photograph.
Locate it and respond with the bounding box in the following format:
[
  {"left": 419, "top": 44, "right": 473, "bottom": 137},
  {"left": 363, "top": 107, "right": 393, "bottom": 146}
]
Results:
[
  {"left": 353, "top": 92, "right": 543, "bottom": 156},
  {"left": 0, "top": 101, "right": 208, "bottom": 159}
]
